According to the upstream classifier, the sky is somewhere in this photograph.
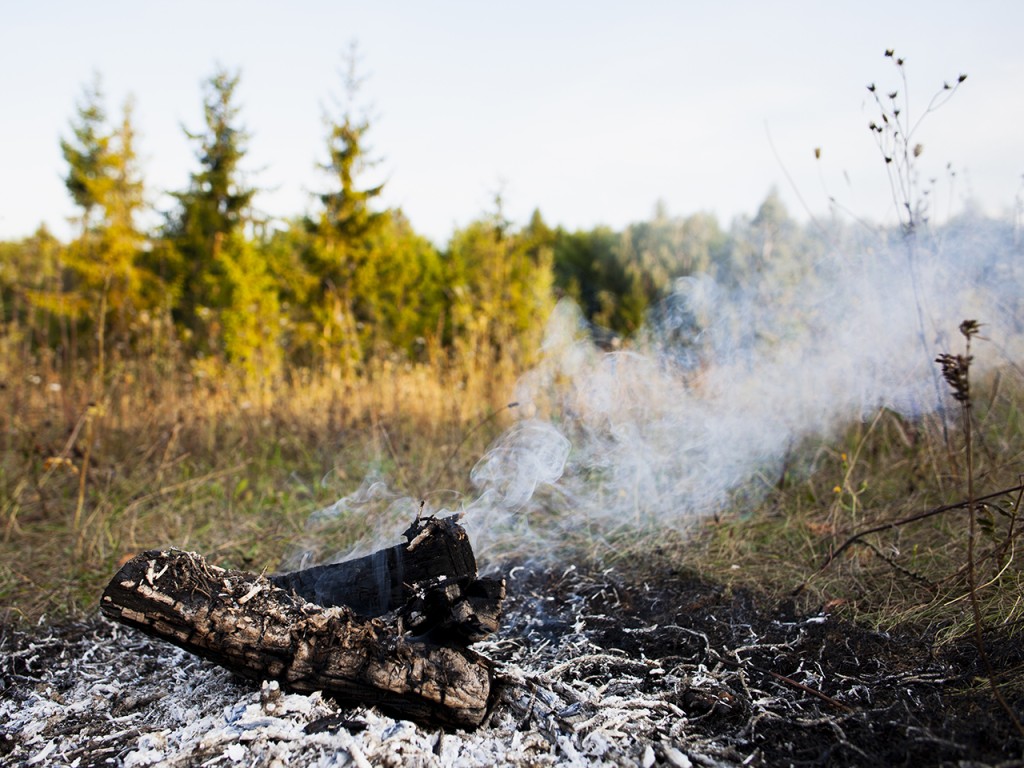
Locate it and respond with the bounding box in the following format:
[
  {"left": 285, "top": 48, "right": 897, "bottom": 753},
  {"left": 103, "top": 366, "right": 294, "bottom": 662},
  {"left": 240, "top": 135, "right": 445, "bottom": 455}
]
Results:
[{"left": 2, "top": 1, "right": 1022, "bottom": 246}]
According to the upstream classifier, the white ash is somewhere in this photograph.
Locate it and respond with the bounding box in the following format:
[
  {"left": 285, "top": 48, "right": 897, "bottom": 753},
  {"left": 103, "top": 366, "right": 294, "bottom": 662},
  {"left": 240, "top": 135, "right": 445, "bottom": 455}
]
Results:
[{"left": 0, "top": 564, "right": 945, "bottom": 767}]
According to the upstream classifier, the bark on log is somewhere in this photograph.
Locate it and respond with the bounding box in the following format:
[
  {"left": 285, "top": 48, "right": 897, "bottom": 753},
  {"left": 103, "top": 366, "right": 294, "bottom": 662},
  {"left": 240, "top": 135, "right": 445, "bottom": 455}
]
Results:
[{"left": 100, "top": 517, "right": 503, "bottom": 729}]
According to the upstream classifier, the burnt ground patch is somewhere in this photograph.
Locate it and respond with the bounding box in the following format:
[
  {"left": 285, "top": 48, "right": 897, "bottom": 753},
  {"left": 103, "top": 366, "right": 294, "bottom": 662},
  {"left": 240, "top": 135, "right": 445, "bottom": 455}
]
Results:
[
  {"left": 494, "top": 563, "right": 1023, "bottom": 766},
  {"left": 1, "top": 561, "right": 1022, "bottom": 766}
]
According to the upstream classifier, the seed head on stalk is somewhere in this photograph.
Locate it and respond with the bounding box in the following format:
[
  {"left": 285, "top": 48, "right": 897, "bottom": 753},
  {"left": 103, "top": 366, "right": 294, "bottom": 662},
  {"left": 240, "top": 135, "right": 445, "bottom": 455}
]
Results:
[{"left": 935, "top": 320, "right": 981, "bottom": 405}]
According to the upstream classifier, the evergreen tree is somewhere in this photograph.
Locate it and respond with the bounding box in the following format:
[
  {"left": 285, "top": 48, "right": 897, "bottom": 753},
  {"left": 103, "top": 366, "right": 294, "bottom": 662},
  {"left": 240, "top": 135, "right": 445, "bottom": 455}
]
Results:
[
  {"left": 165, "top": 67, "right": 258, "bottom": 352},
  {"left": 444, "top": 201, "right": 555, "bottom": 366},
  {"left": 711, "top": 189, "right": 818, "bottom": 355},
  {"left": 79, "top": 98, "right": 148, "bottom": 343},
  {"left": 717, "top": 187, "right": 803, "bottom": 287},
  {"left": 60, "top": 75, "right": 109, "bottom": 234},
  {"left": 261, "top": 221, "right": 321, "bottom": 368},
  {"left": 10, "top": 227, "right": 68, "bottom": 355},
  {"left": 362, "top": 211, "right": 444, "bottom": 359},
  {"left": 552, "top": 226, "right": 645, "bottom": 337},
  {"left": 52, "top": 80, "right": 151, "bottom": 369},
  {"left": 305, "top": 50, "right": 391, "bottom": 372},
  {"left": 218, "top": 233, "right": 282, "bottom": 381},
  {"left": 623, "top": 206, "right": 724, "bottom": 297},
  {"left": 552, "top": 206, "right": 729, "bottom": 340}
]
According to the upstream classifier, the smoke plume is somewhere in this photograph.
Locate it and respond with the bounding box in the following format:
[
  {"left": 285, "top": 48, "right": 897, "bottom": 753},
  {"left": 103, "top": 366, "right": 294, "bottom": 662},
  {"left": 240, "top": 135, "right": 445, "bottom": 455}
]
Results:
[
  {"left": 290, "top": 215, "right": 1024, "bottom": 567},
  {"left": 458, "top": 216, "right": 1024, "bottom": 554}
]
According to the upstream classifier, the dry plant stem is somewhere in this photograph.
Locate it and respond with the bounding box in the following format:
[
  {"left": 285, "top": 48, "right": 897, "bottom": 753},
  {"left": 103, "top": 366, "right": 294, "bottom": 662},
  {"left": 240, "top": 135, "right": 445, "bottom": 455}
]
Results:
[
  {"left": 860, "top": 538, "right": 933, "bottom": 588},
  {"left": 155, "top": 419, "right": 183, "bottom": 483},
  {"left": 39, "top": 408, "right": 92, "bottom": 492},
  {"left": 95, "top": 275, "right": 110, "bottom": 390},
  {"left": 377, "top": 426, "right": 410, "bottom": 493},
  {"left": 940, "top": 514, "right": 1021, "bottom": 595},
  {"left": 428, "top": 401, "right": 518, "bottom": 489},
  {"left": 867, "top": 51, "right": 965, "bottom": 233},
  {"left": 3, "top": 478, "right": 29, "bottom": 541},
  {"left": 868, "top": 52, "right": 967, "bottom": 443},
  {"left": 831, "top": 408, "right": 885, "bottom": 529},
  {"left": 961, "top": 382, "right": 1024, "bottom": 741},
  {"left": 996, "top": 481, "right": 1024, "bottom": 571},
  {"left": 74, "top": 280, "right": 111, "bottom": 548},
  {"left": 961, "top": 333, "right": 979, "bottom": 632},
  {"left": 73, "top": 408, "right": 95, "bottom": 537},
  {"left": 800, "top": 481, "right": 1024, "bottom": 589},
  {"left": 937, "top": 323, "right": 1024, "bottom": 739}
]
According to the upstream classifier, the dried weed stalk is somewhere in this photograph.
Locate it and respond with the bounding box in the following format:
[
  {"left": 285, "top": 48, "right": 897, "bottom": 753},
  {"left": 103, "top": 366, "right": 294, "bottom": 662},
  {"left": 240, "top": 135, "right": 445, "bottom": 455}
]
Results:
[
  {"left": 937, "top": 320, "right": 1024, "bottom": 738},
  {"left": 866, "top": 49, "right": 967, "bottom": 235}
]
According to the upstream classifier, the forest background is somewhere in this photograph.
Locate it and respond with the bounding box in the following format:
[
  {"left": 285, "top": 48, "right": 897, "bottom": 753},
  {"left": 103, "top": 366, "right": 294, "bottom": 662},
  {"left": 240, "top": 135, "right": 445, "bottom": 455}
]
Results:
[{"left": 3, "top": 64, "right": 816, "bottom": 390}]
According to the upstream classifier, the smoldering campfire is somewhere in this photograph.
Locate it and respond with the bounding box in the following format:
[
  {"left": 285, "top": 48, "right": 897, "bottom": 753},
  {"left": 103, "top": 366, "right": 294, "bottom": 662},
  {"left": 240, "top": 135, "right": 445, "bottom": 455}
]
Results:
[
  {"left": 2, "top": 513, "right": 1020, "bottom": 766},
  {"left": 99, "top": 515, "right": 503, "bottom": 730}
]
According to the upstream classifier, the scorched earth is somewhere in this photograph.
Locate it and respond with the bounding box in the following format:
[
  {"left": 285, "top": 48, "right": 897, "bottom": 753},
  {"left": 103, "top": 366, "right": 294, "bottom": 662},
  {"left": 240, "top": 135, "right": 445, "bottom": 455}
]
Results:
[{"left": 1, "top": 561, "right": 1019, "bottom": 766}]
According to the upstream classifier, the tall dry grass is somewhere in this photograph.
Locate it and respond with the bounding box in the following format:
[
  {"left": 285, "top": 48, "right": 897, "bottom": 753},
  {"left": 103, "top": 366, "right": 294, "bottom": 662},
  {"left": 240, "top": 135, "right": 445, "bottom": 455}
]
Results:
[
  {"left": 0, "top": 341, "right": 523, "bottom": 622},
  {"left": 653, "top": 366, "right": 1024, "bottom": 648},
  {"left": 4, "top": 321, "right": 1024, "bottom": 664}
]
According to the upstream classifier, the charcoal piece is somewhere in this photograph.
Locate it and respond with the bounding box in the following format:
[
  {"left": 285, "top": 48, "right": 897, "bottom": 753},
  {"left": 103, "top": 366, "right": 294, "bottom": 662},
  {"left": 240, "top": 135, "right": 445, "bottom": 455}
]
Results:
[{"left": 269, "top": 515, "right": 477, "bottom": 617}]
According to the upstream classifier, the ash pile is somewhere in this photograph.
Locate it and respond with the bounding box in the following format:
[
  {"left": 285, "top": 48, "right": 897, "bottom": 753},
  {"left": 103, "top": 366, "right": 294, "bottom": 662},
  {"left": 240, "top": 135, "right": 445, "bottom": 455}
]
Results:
[{"left": 3, "top": 555, "right": 1020, "bottom": 767}]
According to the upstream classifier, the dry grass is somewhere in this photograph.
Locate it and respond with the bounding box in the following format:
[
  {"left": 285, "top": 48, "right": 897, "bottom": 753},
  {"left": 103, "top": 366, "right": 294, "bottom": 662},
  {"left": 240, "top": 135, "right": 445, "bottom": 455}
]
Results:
[
  {"left": 649, "top": 374, "right": 1024, "bottom": 649},
  {"left": 0, "top": 349, "right": 521, "bottom": 621},
  {"left": 3, "top": 341, "right": 1023, "bottom": 665}
]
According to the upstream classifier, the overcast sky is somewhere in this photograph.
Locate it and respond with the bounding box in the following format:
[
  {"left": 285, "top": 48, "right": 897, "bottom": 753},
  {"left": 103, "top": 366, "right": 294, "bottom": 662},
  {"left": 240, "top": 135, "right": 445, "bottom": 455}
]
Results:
[{"left": 2, "top": 1, "right": 1021, "bottom": 245}]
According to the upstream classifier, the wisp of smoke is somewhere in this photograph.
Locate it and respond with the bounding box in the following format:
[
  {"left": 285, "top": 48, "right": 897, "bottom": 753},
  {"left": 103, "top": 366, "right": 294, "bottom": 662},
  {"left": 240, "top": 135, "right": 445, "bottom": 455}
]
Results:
[
  {"left": 458, "top": 216, "right": 1024, "bottom": 556},
  {"left": 292, "top": 215, "right": 1024, "bottom": 566}
]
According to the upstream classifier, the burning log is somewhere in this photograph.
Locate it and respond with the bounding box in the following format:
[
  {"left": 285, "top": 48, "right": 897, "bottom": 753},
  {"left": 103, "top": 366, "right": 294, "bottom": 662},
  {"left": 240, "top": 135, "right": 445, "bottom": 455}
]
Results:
[{"left": 101, "top": 516, "right": 503, "bottom": 729}]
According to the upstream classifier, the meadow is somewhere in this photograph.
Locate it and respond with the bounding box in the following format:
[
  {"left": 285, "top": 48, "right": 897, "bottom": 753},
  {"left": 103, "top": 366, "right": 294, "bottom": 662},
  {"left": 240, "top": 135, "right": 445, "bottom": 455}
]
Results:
[
  {"left": 4, "top": 324, "right": 1023, "bottom": 650},
  {"left": 0, "top": 349, "right": 521, "bottom": 618}
]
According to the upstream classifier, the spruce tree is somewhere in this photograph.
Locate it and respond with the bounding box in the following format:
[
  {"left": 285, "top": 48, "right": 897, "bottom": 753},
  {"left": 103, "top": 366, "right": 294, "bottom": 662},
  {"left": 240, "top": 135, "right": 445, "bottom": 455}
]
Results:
[
  {"left": 165, "top": 67, "right": 257, "bottom": 352},
  {"left": 61, "top": 75, "right": 109, "bottom": 234},
  {"left": 305, "top": 50, "right": 389, "bottom": 371},
  {"left": 55, "top": 80, "right": 150, "bottom": 370}
]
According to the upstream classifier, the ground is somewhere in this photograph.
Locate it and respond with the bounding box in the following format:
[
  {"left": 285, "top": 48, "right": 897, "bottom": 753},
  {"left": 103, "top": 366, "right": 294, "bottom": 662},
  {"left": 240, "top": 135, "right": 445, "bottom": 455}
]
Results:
[{"left": 1, "top": 560, "right": 1021, "bottom": 767}]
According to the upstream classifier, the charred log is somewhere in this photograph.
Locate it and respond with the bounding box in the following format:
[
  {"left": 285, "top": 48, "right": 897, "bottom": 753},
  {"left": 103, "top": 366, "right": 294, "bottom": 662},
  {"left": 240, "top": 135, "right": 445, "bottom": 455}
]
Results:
[
  {"left": 269, "top": 515, "right": 477, "bottom": 617},
  {"left": 100, "top": 517, "right": 503, "bottom": 729},
  {"left": 272, "top": 515, "right": 505, "bottom": 643}
]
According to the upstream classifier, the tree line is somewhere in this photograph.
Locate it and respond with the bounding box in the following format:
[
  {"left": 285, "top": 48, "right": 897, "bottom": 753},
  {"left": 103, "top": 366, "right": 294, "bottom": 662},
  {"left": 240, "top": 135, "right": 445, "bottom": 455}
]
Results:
[{"left": 0, "top": 65, "right": 855, "bottom": 384}]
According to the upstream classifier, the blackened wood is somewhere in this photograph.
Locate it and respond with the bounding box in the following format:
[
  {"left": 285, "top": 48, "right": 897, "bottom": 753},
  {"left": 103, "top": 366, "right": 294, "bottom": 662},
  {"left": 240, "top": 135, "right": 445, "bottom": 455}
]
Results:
[
  {"left": 269, "top": 515, "right": 477, "bottom": 616},
  {"left": 401, "top": 576, "right": 506, "bottom": 644},
  {"left": 101, "top": 548, "right": 494, "bottom": 729}
]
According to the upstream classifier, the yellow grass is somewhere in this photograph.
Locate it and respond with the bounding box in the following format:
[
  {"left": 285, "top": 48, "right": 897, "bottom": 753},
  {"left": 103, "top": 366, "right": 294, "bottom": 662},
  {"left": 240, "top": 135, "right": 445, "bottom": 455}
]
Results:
[
  {"left": 3, "top": 339, "right": 1023, "bottom": 661},
  {"left": 0, "top": 348, "right": 522, "bottom": 621}
]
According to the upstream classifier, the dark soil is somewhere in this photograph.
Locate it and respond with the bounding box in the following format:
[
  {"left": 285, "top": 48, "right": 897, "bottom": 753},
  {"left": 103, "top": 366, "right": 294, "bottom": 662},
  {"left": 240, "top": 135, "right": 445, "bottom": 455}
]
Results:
[{"left": 495, "top": 563, "right": 1024, "bottom": 766}]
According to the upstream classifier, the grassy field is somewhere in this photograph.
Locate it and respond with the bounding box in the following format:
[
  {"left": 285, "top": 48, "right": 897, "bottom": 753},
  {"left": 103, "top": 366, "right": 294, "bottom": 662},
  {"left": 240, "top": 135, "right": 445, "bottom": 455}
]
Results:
[
  {"left": 2, "top": 345, "right": 1023, "bottom": 668},
  {"left": 677, "top": 381, "right": 1024, "bottom": 640},
  {"left": 0, "top": 351, "right": 523, "bottom": 620}
]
